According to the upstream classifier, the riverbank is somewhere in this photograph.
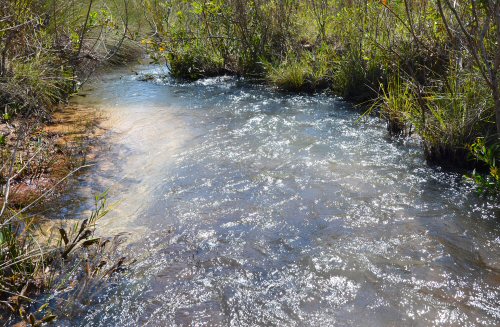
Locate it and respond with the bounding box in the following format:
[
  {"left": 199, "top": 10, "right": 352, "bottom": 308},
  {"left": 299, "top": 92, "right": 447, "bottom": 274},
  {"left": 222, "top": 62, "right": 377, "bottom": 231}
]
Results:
[
  {"left": 0, "top": 100, "right": 116, "bottom": 325},
  {"left": 0, "top": 1, "right": 143, "bottom": 324},
  {"left": 143, "top": 0, "right": 500, "bottom": 179},
  {"left": 0, "top": 104, "right": 103, "bottom": 209}
]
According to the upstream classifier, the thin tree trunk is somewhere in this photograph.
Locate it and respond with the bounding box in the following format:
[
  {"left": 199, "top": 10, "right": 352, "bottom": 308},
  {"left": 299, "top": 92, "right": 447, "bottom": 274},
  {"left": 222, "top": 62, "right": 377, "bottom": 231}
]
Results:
[
  {"left": 76, "top": 0, "right": 94, "bottom": 58},
  {"left": 0, "top": 31, "right": 14, "bottom": 77},
  {"left": 494, "top": 89, "right": 500, "bottom": 137}
]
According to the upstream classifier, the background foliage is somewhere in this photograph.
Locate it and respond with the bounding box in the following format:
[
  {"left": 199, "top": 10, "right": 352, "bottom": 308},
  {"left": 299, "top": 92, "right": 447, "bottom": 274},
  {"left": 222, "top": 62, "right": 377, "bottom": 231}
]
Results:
[{"left": 144, "top": 0, "right": 500, "bottom": 169}]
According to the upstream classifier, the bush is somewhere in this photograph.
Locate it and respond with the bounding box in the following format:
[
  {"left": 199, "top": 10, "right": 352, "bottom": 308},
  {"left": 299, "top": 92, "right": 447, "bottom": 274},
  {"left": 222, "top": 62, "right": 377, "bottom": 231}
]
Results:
[
  {"left": 380, "top": 69, "right": 495, "bottom": 166},
  {"left": 467, "top": 138, "right": 500, "bottom": 195}
]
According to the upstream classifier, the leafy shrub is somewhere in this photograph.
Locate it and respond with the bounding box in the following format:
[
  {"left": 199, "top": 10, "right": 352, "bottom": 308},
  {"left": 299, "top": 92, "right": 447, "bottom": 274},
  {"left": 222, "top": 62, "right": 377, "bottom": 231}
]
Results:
[{"left": 467, "top": 138, "right": 500, "bottom": 195}]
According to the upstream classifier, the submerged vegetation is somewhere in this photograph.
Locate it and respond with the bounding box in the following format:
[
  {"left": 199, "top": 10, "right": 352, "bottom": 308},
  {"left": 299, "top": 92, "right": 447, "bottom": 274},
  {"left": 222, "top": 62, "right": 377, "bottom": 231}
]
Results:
[{"left": 143, "top": 0, "right": 500, "bottom": 173}]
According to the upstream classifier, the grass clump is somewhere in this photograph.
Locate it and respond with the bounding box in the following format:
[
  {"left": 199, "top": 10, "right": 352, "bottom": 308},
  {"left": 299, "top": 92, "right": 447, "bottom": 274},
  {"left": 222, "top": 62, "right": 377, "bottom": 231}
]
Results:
[
  {"left": 166, "top": 44, "right": 226, "bottom": 80},
  {"left": 379, "top": 69, "right": 494, "bottom": 167},
  {"left": 267, "top": 49, "right": 332, "bottom": 92},
  {"left": 1, "top": 193, "right": 127, "bottom": 325},
  {"left": 2, "top": 55, "right": 73, "bottom": 117},
  {"left": 268, "top": 58, "right": 310, "bottom": 92}
]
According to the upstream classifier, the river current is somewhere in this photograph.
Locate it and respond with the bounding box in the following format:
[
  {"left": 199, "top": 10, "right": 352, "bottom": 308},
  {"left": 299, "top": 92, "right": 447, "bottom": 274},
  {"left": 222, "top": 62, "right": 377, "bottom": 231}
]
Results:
[{"left": 58, "top": 65, "right": 499, "bottom": 326}]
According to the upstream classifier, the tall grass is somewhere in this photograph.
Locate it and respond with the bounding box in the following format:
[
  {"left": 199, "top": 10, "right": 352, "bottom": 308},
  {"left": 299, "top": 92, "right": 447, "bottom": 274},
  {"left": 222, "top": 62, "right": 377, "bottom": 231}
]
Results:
[
  {"left": 266, "top": 50, "right": 331, "bottom": 92},
  {"left": 380, "top": 68, "right": 494, "bottom": 166}
]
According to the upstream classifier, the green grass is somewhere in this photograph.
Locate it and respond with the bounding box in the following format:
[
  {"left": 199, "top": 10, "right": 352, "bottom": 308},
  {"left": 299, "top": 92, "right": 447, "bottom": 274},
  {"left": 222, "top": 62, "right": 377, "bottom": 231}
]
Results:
[
  {"left": 267, "top": 57, "right": 311, "bottom": 92},
  {"left": 379, "top": 68, "right": 495, "bottom": 167}
]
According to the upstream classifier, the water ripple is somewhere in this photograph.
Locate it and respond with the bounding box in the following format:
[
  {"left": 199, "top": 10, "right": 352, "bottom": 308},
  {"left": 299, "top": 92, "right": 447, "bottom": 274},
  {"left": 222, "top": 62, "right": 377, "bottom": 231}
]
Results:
[{"left": 61, "top": 66, "right": 500, "bottom": 326}]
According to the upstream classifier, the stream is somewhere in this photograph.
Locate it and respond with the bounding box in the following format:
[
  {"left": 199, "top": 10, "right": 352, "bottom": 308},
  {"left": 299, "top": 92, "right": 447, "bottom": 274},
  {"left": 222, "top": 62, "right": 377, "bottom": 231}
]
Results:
[{"left": 56, "top": 65, "right": 499, "bottom": 326}]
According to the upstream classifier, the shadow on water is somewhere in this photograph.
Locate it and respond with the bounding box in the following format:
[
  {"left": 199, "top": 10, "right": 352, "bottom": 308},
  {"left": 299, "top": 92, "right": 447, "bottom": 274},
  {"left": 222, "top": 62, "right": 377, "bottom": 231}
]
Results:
[{"left": 51, "top": 65, "right": 500, "bottom": 326}]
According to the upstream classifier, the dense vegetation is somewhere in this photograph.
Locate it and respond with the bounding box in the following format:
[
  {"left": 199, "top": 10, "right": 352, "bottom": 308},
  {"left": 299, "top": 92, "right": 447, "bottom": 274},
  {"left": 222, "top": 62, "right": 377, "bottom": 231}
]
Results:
[
  {"left": 143, "top": 0, "right": 500, "bottom": 174},
  {"left": 1, "top": 0, "right": 500, "bottom": 324},
  {"left": 1, "top": 0, "right": 137, "bottom": 324}
]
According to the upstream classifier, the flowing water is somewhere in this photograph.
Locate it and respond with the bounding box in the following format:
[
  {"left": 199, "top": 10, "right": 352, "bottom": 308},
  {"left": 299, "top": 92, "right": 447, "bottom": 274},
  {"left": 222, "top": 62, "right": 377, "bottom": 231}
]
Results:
[{"left": 58, "top": 65, "right": 499, "bottom": 326}]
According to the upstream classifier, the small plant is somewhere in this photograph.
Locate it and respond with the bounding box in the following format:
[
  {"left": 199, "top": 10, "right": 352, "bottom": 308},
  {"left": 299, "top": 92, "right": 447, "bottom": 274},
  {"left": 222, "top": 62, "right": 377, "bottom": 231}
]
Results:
[
  {"left": 266, "top": 50, "right": 331, "bottom": 92},
  {"left": 467, "top": 137, "right": 500, "bottom": 195},
  {"left": 0, "top": 192, "right": 125, "bottom": 325},
  {"left": 267, "top": 58, "right": 311, "bottom": 92}
]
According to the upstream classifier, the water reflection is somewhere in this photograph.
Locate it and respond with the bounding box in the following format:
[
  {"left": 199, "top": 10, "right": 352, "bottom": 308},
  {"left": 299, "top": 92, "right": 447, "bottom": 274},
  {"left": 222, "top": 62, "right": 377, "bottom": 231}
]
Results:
[{"left": 59, "top": 66, "right": 499, "bottom": 326}]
